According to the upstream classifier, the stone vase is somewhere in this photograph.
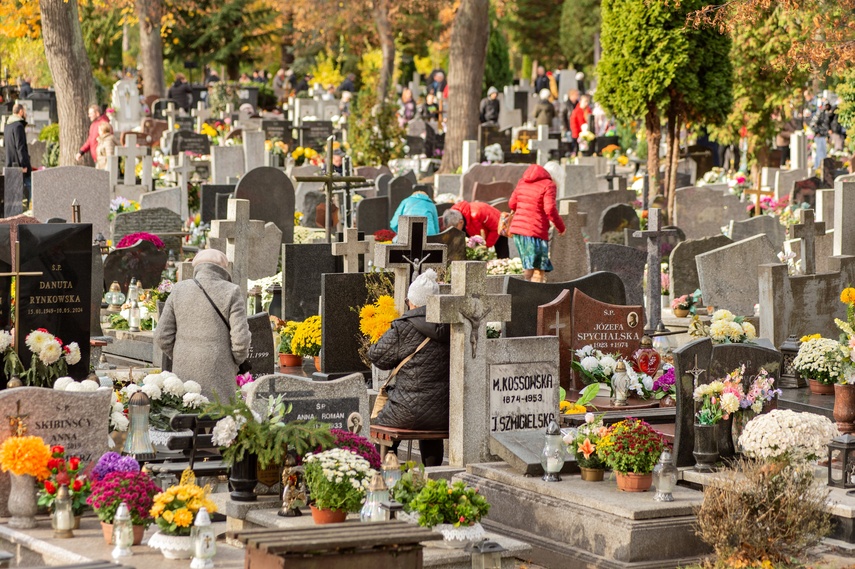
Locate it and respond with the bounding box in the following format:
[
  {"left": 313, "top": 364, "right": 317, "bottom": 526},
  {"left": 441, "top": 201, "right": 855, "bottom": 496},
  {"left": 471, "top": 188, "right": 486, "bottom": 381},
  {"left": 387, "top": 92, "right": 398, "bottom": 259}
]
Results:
[
  {"left": 693, "top": 423, "right": 719, "bottom": 472},
  {"left": 717, "top": 414, "right": 735, "bottom": 460},
  {"left": 230, "top": 453, "right": 259, "bottom": 502},
  {"left": 834, "top": 384, "right": 855, "bottom": 434},
  {"left": 8, "top": 473, "right": 37, "bottom": 528}
]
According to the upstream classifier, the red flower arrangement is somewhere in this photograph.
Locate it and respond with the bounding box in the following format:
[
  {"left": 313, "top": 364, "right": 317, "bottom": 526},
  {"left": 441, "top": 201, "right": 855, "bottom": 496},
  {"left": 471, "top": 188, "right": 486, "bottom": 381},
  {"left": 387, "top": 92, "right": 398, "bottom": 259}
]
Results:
[
  {"left": 116, "top": 232, "right": 165, "bottom": 250},
  {"left": 87, "top": 470, "right": 160, "bottom": 526},
  {"left": 307, "top": 429, "right": 382, "bottom": 470},
  {"left": 37, "top": 444, "right": 92, "bottom": 515},
  {"left": 373, "top": 229, "right": 396, "bottom": 244}
]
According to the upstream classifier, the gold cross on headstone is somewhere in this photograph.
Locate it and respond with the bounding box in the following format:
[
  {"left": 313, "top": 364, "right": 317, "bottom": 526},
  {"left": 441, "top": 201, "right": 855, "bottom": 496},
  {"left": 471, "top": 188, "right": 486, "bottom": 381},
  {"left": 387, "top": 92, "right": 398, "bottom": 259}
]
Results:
[
  {"left": 0, "top": 241, "right": 44, "bottom": 346},
  {"left": 744, "top": 178, "right": 775, "bottom": 217},
  {"left": 7, "top": 400, "right": 28, "bottom": 437}
]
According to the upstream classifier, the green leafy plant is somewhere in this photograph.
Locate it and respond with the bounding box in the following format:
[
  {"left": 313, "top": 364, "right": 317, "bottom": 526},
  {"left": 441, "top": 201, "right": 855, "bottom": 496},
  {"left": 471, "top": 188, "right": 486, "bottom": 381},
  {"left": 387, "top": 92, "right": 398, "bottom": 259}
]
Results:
[
  {"left": 409, "top": 479, "right": 490, "bottom": 528},
  {"left": 596, "top": 418, "right": 666, "bottom": 474},
  {"left": 347, "top": 85, "right": 404, "bottom": 166},
  {"left": 391, "top": 461, "right": 426, "bottom": 512}
]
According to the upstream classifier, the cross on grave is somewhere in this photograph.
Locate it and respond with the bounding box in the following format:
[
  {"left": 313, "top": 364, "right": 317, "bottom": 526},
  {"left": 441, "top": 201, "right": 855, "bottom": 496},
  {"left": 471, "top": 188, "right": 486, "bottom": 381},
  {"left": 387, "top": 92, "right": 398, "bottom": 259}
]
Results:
[
  {"left": 791, "top": 208, "right": 826, "bottom": 276},
  {"left": 331, "top": 228, "right": 374, "bottom": 273},
  {"left": 527, "top": 125, "right": 557, "bottom": 166},
  {"left": 408, "top": 72, "right": 422, "bottom": 97},
  {"left": 168, "top": 154, "right": 194, "bottom": 220},
  {"left": 426, "top": 261, "right": 512, "bottom": 466},
  {"left": 517, "top": 129, "right": 533, "bottom": 148},
  {"left": 686, "top": 354, "right": 706, "bottom": 391},
  {"left": 375, "top": 216, "right": 447, "bottom": 314},
  {"left": 210, "top": 198, "right": 251, "bottom": 298},
  {"left": 192, "top": 102, "right": 212, "bottom": 133},
  {"left": 163, "top": 102, "right": 179, "bottom": 131},
  {"left": 0, "top": 241, "right": 44, "bottom": 346},
  {"left": 115, "top": 134, "right": 152, "bottom": 187},
  {"left": 744, "top": 178, "right": 775, "bottom": 217},
  {"left": 220, "top": 103, "right": 236, "bottom": 121},
  {"left": 632, "top": 208, "right": 677, "bottom": 332}
]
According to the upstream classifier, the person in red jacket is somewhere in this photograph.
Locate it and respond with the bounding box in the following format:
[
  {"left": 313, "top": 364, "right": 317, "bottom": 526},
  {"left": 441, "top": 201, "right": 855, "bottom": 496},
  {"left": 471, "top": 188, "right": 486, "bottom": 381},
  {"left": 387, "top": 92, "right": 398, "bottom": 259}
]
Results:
[
  {"left": 508, "top": 164, "right": 565, "bottom": 282},
  {"left": 443, "top": 200, "right": 509, "bottom": 258},
  {"left": 569, "top": 94, "right": 592, "bottom": 140},
  {"left": 76, "top": 104, "right": 110, "bottom": 164}
]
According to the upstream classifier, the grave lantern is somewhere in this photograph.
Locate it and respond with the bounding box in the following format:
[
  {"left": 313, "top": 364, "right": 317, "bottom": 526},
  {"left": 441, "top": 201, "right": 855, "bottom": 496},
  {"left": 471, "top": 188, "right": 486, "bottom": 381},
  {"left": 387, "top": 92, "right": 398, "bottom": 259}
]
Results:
[
  {"left": 541, "top": 420, "right": 566, "bottom": 482},
  {"left": 827, "top": 434, "right": 855, "bottom": 488},
  {"left": 127, "top": 279, "right": 141, "bottom": 332},
  {"left": 653, "top": 450, "right": 678, "bottom": 502},
  {"left": 105, "top": 281, "right": 126, "bottom": 312},
  {"left": 94, "top": 233, "right": 109, "bottom": 256},
  {"left": 190, "top": 507, "right": 216, "bottom": 568},
  {"left": 123, "top": 391, "right": 156, "bottom": 461},
  {"left": 779, "top": 335, "right": 805, "bottom": 389},
  {"left": 52, "top": 484, "right": 74, "bottom": 538},
  {"left": 111, "top": 502, "right": 134, "bottom": 558},
  {"left": 360, "top": 473, "right": 389, "bottom": 522},
  {"left": 465, "top": 539, "right": 506, "bottom": 569},
  {"left": 382, "top": 452, "right": 402, "bottom": 490}
]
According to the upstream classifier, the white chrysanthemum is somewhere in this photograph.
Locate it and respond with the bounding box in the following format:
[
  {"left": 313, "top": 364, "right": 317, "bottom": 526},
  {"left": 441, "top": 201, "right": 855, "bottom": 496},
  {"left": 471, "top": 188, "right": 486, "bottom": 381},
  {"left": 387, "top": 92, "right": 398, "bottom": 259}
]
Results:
[
  {"left": 712, "top": 309, "right": 734, "bottom": 322},
  {"left": 580, "top": 356, "right": 599, "bottom": 373},
  {"left": 39, "top": 340, "right": 62, "bottom": 365},
  {"left": 739, "top": 409, "right": 838, "bottom": 462},
  {"left": 64, "top": 342, "right": 81, "bottom": 365},
  {"left": 54, "top": 376, "right": 74, "bottom": 391},
  {"left": 183, "top": 380, "right": 202, "bottom": 395},
  {"left": 112, "top": 400, "right": 124, "bottom": 413},
  {"left": 80, "top": 379, "right": 100, "bottom": 392},
  {"left": 741, "top": 322, "right": 756, "bottom": 339},
  {"left": 726, "top": 321, "right": 745, "bottom": 342},
  {"left": 162, "top": 375, "right": 185, "bottom": 397},
  {"left": 709, "top": 320, "right": 730, "bottom": 342},
  {"left": 575, "top": 346, "right": 594, "bottom": 359},
  {"left": 110, "top": 411, "right": 129, "bottom": 432},
  {"left": 122, "top": 383, "right": 140, "bottom": 396},
  {"left": 720, "top": 392, "right": 740, "bottom": 414},
  {"left": 182, "top": 392, "right": 208, "bottom": 409},
  {"left": 65, "top": 381, "right": 83, "bottom": 392},
  {"left": 143, "top": 373, "right": 164, "bottom": 388},
  {"left": 211, "top": 416, "right": 238, "bottom": 447},
  {"left": 141, "top": 383, "right": 162, "bottom": 400},
  {"left": 26, "top": 330, "right": 52, "bottom": 354},
  {"left": 0, "top": 331, "right": 13, "bottom": 352}
]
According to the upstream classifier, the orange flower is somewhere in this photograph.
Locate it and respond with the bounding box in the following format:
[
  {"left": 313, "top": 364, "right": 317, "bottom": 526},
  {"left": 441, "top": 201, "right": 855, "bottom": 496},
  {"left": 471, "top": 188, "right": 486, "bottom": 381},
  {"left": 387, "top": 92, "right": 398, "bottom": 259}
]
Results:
[
  {"left": 840, "top": 287, "right": 855, "bottom": 305},
  {"left": 577, "top": 438, "right": 596, "bottom": 460}
]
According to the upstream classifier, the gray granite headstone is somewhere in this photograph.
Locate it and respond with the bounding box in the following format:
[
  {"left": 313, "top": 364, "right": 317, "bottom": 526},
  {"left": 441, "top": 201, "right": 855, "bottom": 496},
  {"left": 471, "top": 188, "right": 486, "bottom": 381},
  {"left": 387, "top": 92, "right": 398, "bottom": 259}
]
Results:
[
  {"left": 427, "top": 227, "right": 466, "bottom": 262},
  {"left": 235, "top": 166, "right": 295, "bottom": 243},
  {"left": 103, "top": 238, "right": 168, "bottom": 295},
  {"left": 728, "top": 215, "right": 786, "bottom": 249},
  {"left": 599, "top": 203, "right": 640, "bottom": 237},
  {"left": 674, "top": 185, "right": 749, "bottom": 240},
  {"left": 774, "top": 169, "right": 809, "bottom": 201},
  {"left": 0, "top": 388, "right": 111, "bottom": 516},
  {"left": 561, "top": 190, "right": 635, "bottom": 243},
  {"left": 282, "top": 243, "right": 339, "bottom": 321},
  {"left": 356, "top": 196, "right": 390, "bottom": 235},
  {"left": 32, "top": 166, "right": 111, "bottom": 239},
  {"left": 697, "top": 235, "right": 778, "bottom": 316},
  {"left": 140, "top": 186, "right": 182, "bottom": 217},
  {"left": 461, "top": 164, "right": 529, "bottom": 202},
  {"left": 375, "top": 173, "right": 392, "bottom": 197},
  {"left": 548, "top": 200, "right": 588, "bottom": 283},
  {"left": 586, "top": 243, "right": 647, "bottom": 307},
  {"left": 472, "top": 181, "right": 514, "bottom": 203},
  {"left": 245, "top": 373, "right": 369, "bottom": 437},
  {"left": 389, "top": 175, "right": 416, "bottom": 217},
  {"left": 503, "top": 271, "right": 626, "bottom": 338},
  {"left": 668, "top": 235, "right": 732, "bottom": 300},
  {"left": 112, "top": 207, "right": 184, "bottom": 254},
  {"left": 3, "top": 167, "right": 23, "bottom": 217},
  {"left": 300, "top": 191, "right": 326, "bottom": 228},
  {"left": 246, "top": 312, "right": 275, "bottom": 380},
  {"left": 318, "top": 272, "right": 370, "bottom": 378},
  {"left": 211, "top": 146, "right": 245, "bottom": 185},
  {"left": 561, "top": 164, "right": 598, "bottom": 198},
  {"left": 200, "top": 185, "right": 235, "bottom": 223}
]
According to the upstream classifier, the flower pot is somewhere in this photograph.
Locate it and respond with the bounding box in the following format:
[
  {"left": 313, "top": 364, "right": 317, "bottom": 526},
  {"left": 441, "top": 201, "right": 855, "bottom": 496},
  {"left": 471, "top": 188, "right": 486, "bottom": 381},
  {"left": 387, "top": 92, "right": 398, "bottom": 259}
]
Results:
[
  {"left": 834, "top": 383, "right": 855, "bottom": 434},
  {"left": 148, "top": 531, "right": 193, "bottom": 559},
  {"left": 693, "top": 423, "right": 719, "bottom": 472},
  {"left": 809, "top": 379, "right": 835, "bottom": 395},
  {"left": 731, "top": 410, "right": 756, "bottom": 454},
  {"left": 100, "top": 521, "right": 145, "bottom": 545},
  {"left": 672, "top": 307, "right": 690, "bottom": 318},
  {"left": 659, "top": 396, "right": 676, "bottom": 408},
  {"left": 313, "top": 356, "right": 321, "bottom": 372},
  {"left": 73, "top": 515, "right": 81, "bottom": 530},
  {"left": 615, "top": 472, "right": 653, "bottom": 492},
  {"left": 430, "top": 522, "right": 486, "bottom": 549},
  {"left": 717, "top": 414, "right": 735, "bottom": 460},
  {"left": 279, "top": 353, "right": 302, "bottom": 368},
  {"left": 310, "top": 504, "right": 348, "bottom": 524},
  {"left": 8, "top": 473, "right": 37, "bottom": 529},
  {"left": 579, "top": 467, "right": 605, "bottom": 482},
  {"left": 230, "top": 453, "right": 259, "bottom": 502}
]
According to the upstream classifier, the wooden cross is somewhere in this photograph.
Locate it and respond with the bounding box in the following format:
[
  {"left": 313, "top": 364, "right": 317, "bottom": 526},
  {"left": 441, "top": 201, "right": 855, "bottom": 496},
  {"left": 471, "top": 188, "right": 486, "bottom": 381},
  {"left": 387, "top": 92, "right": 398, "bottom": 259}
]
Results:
[
  {"left": 0, "top": 241, "right": 44, "bottom": 348},
  {"left": 209, "top": 198, "right": 252, "bottom": 298},
  {"left": 163, "top": 102, "right": 179, "bottom": 131},
  {"left": 527, "top": 125, "right": 557, "bottom": 166},
  {"left": 744, "top": 178, "right": 775, "bottom": 217},
  {"left": 426, "top": 261, "right": 512, "bottom": 466},
  {"left": 331, "top": 228, "right": 373, "bottom": 273},
  {"left": 115, "top": 134, "right": 152, "bottom": 187},
  {"left": 632, "top": 208, "right": 677, "bottom": 332},
  {"left": 192, "top": 102, "right": 212, "bottom": 133},
  {"left": 791, "top": 208, "right": 826, "bottom": 275},
  {"left": 170, "top": 154, "right": 195, "bottom": 220}
]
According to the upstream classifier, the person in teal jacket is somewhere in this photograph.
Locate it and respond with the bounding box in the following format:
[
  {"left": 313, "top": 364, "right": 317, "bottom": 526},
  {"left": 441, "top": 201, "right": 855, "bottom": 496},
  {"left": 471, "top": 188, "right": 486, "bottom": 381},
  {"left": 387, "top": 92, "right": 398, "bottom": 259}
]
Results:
[{"left": 389, "top": 191, "right": 440, "bottom": 235}]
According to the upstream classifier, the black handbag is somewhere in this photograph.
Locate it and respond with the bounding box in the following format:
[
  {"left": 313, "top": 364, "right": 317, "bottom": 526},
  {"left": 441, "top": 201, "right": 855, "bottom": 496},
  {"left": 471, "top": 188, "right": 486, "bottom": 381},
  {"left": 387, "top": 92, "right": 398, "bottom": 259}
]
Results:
[{"left": 193, "top": 279, "right": 252, "bottom": 374}]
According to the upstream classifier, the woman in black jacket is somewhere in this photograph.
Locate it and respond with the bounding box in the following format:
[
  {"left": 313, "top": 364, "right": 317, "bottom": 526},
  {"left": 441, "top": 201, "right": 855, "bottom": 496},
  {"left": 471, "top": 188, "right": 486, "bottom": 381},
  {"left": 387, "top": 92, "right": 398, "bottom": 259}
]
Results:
[{"left": 369, "top": 269, "right": 449, "bottom": 466}]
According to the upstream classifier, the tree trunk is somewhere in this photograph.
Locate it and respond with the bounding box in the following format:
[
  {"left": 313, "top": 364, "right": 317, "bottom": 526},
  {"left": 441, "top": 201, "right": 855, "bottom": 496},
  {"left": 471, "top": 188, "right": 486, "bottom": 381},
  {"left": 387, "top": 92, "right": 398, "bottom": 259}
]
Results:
[
  {"left": 667, "top": 115, "right": 682, "bottom": 223},
  {"left": 280, "top": 5, "right": 295, "bottom": 71},
  {"left": 663, "top": 103, "right": 676, "bottom": 203},
  {"left": 439, "top": 0, "right": 490, "bottom": 174},
  {"left": 39, "top": 0, "right": 96, "bottom": 167},
  {"left": 137, "top": 0, "right": 165, "bottom": 99},
  {"left": 645, "top": 103, "right": 661, "bottom": 198},
  {"left": 373, "top": 0, "right": 394, "bottom": 100}
]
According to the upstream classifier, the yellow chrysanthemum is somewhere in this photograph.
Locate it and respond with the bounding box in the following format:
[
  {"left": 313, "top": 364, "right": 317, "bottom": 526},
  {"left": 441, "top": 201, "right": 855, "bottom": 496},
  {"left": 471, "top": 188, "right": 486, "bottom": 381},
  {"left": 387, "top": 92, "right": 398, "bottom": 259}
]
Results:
[
  {"left": 841, "top": 287, "right": 855, "bottom": 305},
  {"left": 150, "top": 502, "right": 165, "bottom": 517},
  {"left": 800, "top": 333, "right": 822, "bottom": 343},
  {"left": 162, "top": 510, "right": 174, "bottom": 524},
  {"left": 173, "top": 508, "right": 194, "bottom": 527}
]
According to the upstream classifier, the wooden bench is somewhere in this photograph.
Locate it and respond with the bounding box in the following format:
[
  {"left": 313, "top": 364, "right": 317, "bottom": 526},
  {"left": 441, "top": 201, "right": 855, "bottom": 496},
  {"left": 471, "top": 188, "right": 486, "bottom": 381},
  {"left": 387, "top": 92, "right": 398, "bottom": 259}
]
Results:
[
  {"left": 146, "top": 413, "right": 227, "bottom": 479},
  {"left": 369, "top": 425, "right": 449, "bottom": 462},
  {"left": 229, "top": 520, "right": 440, "bottom": 569},
  {"left": 29, "top": 563, "right": 116, "bottom": 569}
]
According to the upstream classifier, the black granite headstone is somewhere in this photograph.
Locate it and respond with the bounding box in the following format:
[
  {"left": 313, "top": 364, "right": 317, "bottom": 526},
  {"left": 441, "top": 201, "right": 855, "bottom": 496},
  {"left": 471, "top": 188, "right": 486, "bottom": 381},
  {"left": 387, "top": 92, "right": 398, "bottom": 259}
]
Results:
[
  {"left": 0, "top": 225, "right": 12, "bottom": 331},
  {"left": 503, "top": 271, "right": 627, "bottom": 338},
  {"left": 200, "top": 185, "right": 235, "bottom": 223},
  {"left": 479, "top": 124, "right": 513, "bottom": 162},
  {"left": 427, "top": 227, "right": 466, "bottom": 262},
  {"left": 356, "top": 196, "right": 390, "bottom": 235},
  {"left": 246, "top": 312, "right": 275, "bottom": 380},
  {"left": 234, "top": 167, "right": 295, "bottom": 244},
  {"left": 262, "top": 120, "right": 292, "bottom": 144},
  {"left": 299, "top": 121, "right": 334, "bottom": 150},
  {"left": 102, "top": 239, "right": 168, "bottom": 295},
  {"left": 17, "top": 224, "right": 92, "bottom": 379},
  {"left": 91, "top": 244, "right": 104, "bottom": 337},
  {"left": 317, "top": 272, "right": 370, "bottom": 379},
  {"left": 282, "top": 243, "right": 340, "bottom": 322},
  {"left": 3, "top": 167, "right": 22, "bottom": 218},
  {"left": 389, "top": 175, "right": 416, "bottom": 217},
  {"left": 170, "top": 131, "right": 211, "bottom": 155},
  {"left": 215, "top": 192, "right": 232, "bottom": 220}
]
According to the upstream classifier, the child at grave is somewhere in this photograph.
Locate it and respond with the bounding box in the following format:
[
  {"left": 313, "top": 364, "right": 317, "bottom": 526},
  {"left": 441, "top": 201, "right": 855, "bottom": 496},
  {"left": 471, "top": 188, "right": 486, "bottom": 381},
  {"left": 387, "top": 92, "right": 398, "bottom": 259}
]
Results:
[
  {"left": 368, "top": 270, "right": 449, "bottom": 466},
  {"left": 443, "top": 201, "right": 509, "bottom": 259},
  {"left": 508, "top": 164, "right": 565, "bottom": 282},
  {"left": 95, "top": 122, "right": 116, "bottom": 170},
  {"left": 390, "top": 191, "right": 440, "bottom": 235},
  {"left": 154, "top": 249, "right": 251, "bottom": 401}
]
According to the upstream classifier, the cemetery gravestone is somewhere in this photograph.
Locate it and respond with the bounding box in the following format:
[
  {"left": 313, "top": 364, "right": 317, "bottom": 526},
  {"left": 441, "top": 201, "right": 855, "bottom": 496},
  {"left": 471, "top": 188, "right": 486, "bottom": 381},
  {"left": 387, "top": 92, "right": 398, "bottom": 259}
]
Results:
[
  {"left": 282, "top": 243, "right": 338, "bottom": 321},
  {"left": 471, "top": 181, "right": 514, "bottom": 203},
  {"left": 262, "top": 120, "right": 292, "bottom": 144},
  {"left": 566, "top": 190, "right": 635, "bottom": 243},
  {"left": 31, "top": 166, "right": 111, "bottom": 239},
  {"left": 375, "top": 173, "right": 392, "bottom": 197},
  {"left": 775, "top": 169, "right": 809, "bottom": 201},
  {"left": 3, "top": 168, "right": 23, "bottom": 217},
  {"left": 792, "top": 177, "right": 822, "bottom": 207},
  {"left": 200, "top": 185, "right": 235, "bottom": 223},
  {"left": 560, "top": 165, "right": 597, "bottom": 199},
  {"left": 599, "top": 203, "right": 640, "bottom": 239},
  {"left": 246, "top": 312, "right": 275, "bottom": 380},
  {"left": 209, "top": 199, "right": 253, "bottom": 297},
  {"left": 299, "top": 121, "right": 334, "bottom": 150},
  {"left": 317, "top": 272, "right": 370, "bottom": 381},
  {"left": 674, "top": 186, "right": 749, "bottom": 239},
  {"left": 668, "top": 235, "right": 733, "bottom": 301},
  {"left": 548, "top": 200, "right": 588, "bottom": 283},
  {"left": 388, "top": 175, "right": 416, "bottom": 217},
  {"left": 103, "top": 238, "right": 168, "bottom": 295},
  {"left": 211, "top": 146, "right": 245, "bottom": 184},
  {"left": 728, "top": 216, "right": 787, "bottom": 250},
  {"left": 139, "top": 187, "right": 183, "bottom": 218},
  {"left": 697, "top": 235, "right": 779, "bottom": 316},
  {"left": 427, "top": 227, "right": 466, "bottom": 262},
  {"left": 586, "top": 243, "right": 647, "bottom": 307},
  {"left": 356, "top": 196, "right": 390, "bottom": 236},
  {"left": 91, "top": 244, "right": 104, "bottom": 337},
  {"left": 816, "top": 188, "right": 834, "bottom": 231},
  {"left": 0, "top": 227, "right": 13, "bottom": 332},
  {"left": 112, "top": 207, "right": 184, "bottom": 255},
  {"left": 461, "top": 164, "right": 529, "bottom": 202},
  {"left": 215, "top": 192, "right": 232, "bottom": 220},
  {"left": 536, "top": 290, "right": 574, "bottom": 392},
  {"left": 170, "top": 131, "right": 211, "bottom": 155},
  {"left": 331, "top": 228, "right": 373, "bottom": 273},
  {"left": 234, "top": 167, "right": 295, "bottom": 244},
  {"left": 834, "top": 180, "right": 855, "bottom": 257}
]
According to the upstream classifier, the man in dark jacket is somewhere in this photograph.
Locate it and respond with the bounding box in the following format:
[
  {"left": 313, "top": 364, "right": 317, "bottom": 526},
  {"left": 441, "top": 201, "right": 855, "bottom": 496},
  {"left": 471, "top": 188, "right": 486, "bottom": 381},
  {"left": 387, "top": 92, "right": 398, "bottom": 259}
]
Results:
[
  {"left": 479, "top": 86, "right": 500, "bottom": 125},
  {"left": 338, "top": 73, "right": 356, "bottom": 94},
  {"left": 534, "top": 66, "right": 550, "bottom": 94},
  {"left": 18, "top": 78, "right": 32, "bottom": 99},
  {"left": 4, "top": 103, "right": 32, "bottom": 200},
  {"left": 811, "top": 102, "right": 831, "bottom": 169},
  {"left": 167, "top": 73, "right": 193, "bottom": 112},
  {"left": 368, "top": 269, "right": 449, "bottom": 466}
]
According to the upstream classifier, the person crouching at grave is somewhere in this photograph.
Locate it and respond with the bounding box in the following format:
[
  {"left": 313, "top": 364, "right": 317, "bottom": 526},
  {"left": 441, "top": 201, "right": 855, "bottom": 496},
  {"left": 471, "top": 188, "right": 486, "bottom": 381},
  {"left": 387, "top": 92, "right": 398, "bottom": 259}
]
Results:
[
  {"left": 95, "top": 122, "right": 116, "bottom": 170},
  {"left": 509, "top": 164, "right": 565, "bottom": 283},
  {"left": 155, "top": 249, "right": 251, "bottom": 401},
  {"left": 443, "top": 201, "right": 509, "bottom": 259},
  {"left": 368, "top": 270, "right": 449, "bottom": 467},
  {"left": 390, "top": 191, "right": 440, "bottom": 235}
]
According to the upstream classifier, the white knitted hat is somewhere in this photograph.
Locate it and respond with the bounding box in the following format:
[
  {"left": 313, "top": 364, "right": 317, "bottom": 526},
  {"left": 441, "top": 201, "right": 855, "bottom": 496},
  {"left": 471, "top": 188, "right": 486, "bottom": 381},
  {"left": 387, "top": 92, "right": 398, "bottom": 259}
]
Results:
[{"left": 407, "top": 269, "right": 440, "bottom": 308}]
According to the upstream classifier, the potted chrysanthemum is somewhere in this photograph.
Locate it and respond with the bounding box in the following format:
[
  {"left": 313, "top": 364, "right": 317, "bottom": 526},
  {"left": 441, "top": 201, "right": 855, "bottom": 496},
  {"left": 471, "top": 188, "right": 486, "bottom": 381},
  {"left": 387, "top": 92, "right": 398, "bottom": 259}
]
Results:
[
  {"left": 303, "top": 448, "right": 374, "bottom": 524},
  {"left": 793, "top": 335, "right": 845, "bottom": 395},
  {"left": 596, "top": 418, "right": 666, "bottom": 492},
  {"left": 148, "top": 472, "right": 217, "bottom": 559},
  {"left": 291, "top": 315, "right": 322, "bottom": 370}
]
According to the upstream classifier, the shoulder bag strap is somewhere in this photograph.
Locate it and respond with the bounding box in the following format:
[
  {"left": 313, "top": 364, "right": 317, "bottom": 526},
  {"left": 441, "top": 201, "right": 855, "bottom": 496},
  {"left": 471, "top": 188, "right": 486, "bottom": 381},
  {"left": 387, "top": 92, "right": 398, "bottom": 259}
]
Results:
[
  {"left": 193, "top": 278, "right": 231, "bottom": 332},
  {"left": 381, "top": 336, "right": 431, "bottom": 390}
]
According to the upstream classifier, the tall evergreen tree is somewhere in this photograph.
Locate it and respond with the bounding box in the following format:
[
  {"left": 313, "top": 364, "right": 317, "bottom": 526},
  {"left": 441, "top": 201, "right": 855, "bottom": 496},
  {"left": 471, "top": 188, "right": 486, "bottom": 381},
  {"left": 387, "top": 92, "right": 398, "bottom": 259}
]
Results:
[
  {"left": 559, "top": 0, "right": 600, "bottom": 75},
  {"left": 507, "top": 0, "right": 564, "bottom": 68},
  {"left": 483, "top": 10, "right": 513, "bottom": 97}
]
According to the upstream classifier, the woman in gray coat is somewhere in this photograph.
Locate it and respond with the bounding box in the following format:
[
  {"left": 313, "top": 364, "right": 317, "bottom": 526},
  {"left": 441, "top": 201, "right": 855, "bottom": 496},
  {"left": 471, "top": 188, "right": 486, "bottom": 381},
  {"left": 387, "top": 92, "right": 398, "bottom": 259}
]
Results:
[{"left": 155, "top": 249, "right": 251, "bottom": 401}]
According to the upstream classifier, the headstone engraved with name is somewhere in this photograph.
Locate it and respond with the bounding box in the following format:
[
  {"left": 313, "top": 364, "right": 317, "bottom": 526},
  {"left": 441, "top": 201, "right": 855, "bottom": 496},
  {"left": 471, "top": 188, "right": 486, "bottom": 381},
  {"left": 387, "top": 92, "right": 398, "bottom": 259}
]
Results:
[{"left": 246, "top": 313, "right": 275, "bottom": 379}]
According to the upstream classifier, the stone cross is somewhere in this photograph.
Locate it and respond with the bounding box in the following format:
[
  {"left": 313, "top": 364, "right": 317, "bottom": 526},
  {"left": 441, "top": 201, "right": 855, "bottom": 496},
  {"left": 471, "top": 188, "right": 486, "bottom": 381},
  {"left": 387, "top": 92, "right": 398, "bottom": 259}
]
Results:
[
  {"left": 632, "top": 208, "right": 676, "bottom": 331},
  {"left": 791, "top": 208, "right": 826, "bottom": 275},
  {"left": 375, "top": 216, "right": 447, "bottom": 314},
  {"left": 210, "top": 198, "right": 252, "bottom": 297},
  {"left": 163, "top": 102, "right": 179, "bottom": 131},
  {"left": 170, "top": 154, "right": 194, "bottom": 220},
  {"left": 114, "top": 134, "right": 152, "bottom": 187},
  {"left": 462, "top": 140, "right": 478, "bottom": 174},
  {"left": 528, "top": 125, "right": 557, "bottom": 166},
  {"left": 834, "top": 180, "right": 855, "bottom": 257},
  {"left": 192, "top": 102, "right": 212, "bottom": 133},
  {"left": 331, "top": 227, "right": 373, "bottom": 273},
  {"left": 220, "top": 103, "right": 235, "bottom": 120},
  {"left": 408, "top": 72, "right": 421, "bottom": 97},
  {"left": 426, "top": 261, "right": 512, "bottom": 466}
]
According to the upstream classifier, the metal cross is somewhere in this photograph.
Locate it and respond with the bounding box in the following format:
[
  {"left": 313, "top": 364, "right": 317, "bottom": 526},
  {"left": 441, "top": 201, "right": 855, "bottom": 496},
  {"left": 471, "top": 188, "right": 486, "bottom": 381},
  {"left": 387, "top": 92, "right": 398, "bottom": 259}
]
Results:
[
  {"left": 0, "top": 241, "right": 44, "bottom": 346},
  {"left": 744, "top": 177, "right": 775, "bottom": 217},
  {"left": 632, "top": 208, "right": 677, "bottom": 332},
  {"left": 686, "top": 354, "right": 706, "bottom": 391}
]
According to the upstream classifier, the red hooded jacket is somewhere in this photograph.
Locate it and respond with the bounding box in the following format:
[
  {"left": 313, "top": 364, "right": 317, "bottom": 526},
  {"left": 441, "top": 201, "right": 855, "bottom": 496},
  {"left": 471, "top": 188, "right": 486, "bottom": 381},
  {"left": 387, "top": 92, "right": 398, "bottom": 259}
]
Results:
[
  {"left": 508, "top": 165, "right": 565, "bottom": 241},
  {"left": 451, "top": 200, "right": 502, "bottom": 247}
]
